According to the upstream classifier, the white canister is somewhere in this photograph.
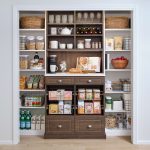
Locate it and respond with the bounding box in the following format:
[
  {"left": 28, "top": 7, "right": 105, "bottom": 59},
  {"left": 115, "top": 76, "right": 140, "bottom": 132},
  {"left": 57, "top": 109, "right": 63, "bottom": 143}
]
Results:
[
  {"left": 85, "top": 39, "right": 91, "bottom": 49},
  {"left": 49, "top": 41, "right": 58, "bottom": 49},
  {"left": 50, "top": 27, "right": 57, "bottom": 35},
  {"left": 77, "top": 40, "right": 84, "bottom": 49}
]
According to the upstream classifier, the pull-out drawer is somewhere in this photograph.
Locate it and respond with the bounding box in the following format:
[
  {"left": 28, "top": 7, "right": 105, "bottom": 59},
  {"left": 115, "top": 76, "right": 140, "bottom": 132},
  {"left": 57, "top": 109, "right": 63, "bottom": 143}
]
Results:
[{"left": 45, "top": 77, "right": 74, "bottom": 85}]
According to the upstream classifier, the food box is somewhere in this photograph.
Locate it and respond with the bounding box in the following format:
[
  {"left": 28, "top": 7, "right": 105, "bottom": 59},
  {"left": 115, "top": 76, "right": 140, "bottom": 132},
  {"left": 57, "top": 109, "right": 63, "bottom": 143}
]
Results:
[
  {"left": 64, "top": 91, "right": 72, "bottom": 100},
  {"left": 85, "top": 102, "right": 93, "bottom": 114},
  {"left": 57, "top": 89, "right": 65, "bottom": 100},
  {"left": 49, "top": 104, "right": 58, "bottom": 114},
  {"left": 113, "top": 100, "right": 123, "bottom": 111},
  {"left": 105, "top": 38, "right": 114, "bottom": 51},
  {"left": 93, "top": 101, "right": 101, "bottom": 114},
  {"left": 49, "top": 91, "right": 57, "bottom": 100},
  {"left": 58, "top": 101, "right": 64, "bottom": 114},
  {"left": 114, "top": 36, "right": 123, "bottom": 50},
  {"left": 78, "top": 100, "right": 84, "bottom": 114},
  {"left": 64, "top": 101, "right": 72, "bottom": 114}
]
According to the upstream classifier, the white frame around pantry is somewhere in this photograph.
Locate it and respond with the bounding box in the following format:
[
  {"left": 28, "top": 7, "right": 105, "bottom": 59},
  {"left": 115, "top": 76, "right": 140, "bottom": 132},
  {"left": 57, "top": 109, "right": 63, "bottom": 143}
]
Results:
[{"left": 13, "top": 5, "right": 139, "bottom": 144}]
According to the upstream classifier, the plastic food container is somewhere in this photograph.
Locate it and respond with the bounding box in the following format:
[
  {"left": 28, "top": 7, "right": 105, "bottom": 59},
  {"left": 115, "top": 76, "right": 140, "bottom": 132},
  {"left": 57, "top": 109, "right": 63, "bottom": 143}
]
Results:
[
  {"left": 26, "top": 36, "right": 36, "bottom": 50},
  {"left": 93, "top": 89, "right": 101, "bottom": 100},
  {"left": 20, "top": 55, "right": 29, "bottom": 69},
  {"left": 86, "top": 89, "right": 93, "bottom": 100},
  {"left": 36, "top": 36, "right": 44, "bottom": 50},
  {"left": 78, "top": 89, "right": 85, "bottom": 100}
]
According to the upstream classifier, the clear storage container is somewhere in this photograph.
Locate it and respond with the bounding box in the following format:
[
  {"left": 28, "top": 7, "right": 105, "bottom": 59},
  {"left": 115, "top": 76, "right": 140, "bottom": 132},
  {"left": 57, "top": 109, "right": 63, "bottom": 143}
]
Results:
[
  {"left": 36, "top": 36, "right": 44, "bottom": 50},
  {"left": 26, "top": 36, "right": 36, "bottom": 50},
  {"left": 20, "top": 55, "right": 29, "bottom": 69}
]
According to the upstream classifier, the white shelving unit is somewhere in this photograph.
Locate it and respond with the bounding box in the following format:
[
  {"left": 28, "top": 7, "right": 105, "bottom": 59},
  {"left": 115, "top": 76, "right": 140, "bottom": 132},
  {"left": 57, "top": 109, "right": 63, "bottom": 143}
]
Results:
[
  {"left": 20, "top": 106, "right": 45, "bottom": 109},
  {"left": 20, "top": 130, "right": 45, "bottom": 136},
  {"left": 105, "top": 69, "right": 131, "bottom": 72}
]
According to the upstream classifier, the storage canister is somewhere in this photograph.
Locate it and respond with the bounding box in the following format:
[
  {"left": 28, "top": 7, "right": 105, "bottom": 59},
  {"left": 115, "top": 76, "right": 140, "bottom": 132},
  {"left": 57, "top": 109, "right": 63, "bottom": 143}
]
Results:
[
  {"left": 86, "top": 89, "right": 93, "bottom": 100},
  {"left": 26, "top": 36, "right": 36, "bottom": 50},
  {"left": 77, "top": 40, "right": 84, "bottom": 49},
  {"left": 20, "top": 55, "right": 29, "bottom": 69},
  {"left": 36, "top": 36, "right": 44, "bottom": 50},
  {"left": 78, "top": 89, "right": 85, "bottom": 100},
  {"left": 93, "top": 89, "right": 101, "bottom": 100},
  {"left": 85, "top": 39, "right": 91, "bottom": 49},
  {"left": 105, "top": 96, "right": 112, "bottom": 110},
  {"left": 20, "top": 35, "right": 26, "bottom": 50}
]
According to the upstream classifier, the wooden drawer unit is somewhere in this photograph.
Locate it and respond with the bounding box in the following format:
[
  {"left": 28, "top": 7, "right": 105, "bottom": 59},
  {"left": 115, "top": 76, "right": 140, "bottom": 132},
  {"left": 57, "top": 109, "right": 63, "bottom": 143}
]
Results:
[
  {"left": 75, "top": 116, "right": 105, "bottom": 132},
  {"left": 75, "top": 77, "right": 104, "bottom": 85},
  {"left": 45, "top": 77, "right": 74, "bottom": 85}
]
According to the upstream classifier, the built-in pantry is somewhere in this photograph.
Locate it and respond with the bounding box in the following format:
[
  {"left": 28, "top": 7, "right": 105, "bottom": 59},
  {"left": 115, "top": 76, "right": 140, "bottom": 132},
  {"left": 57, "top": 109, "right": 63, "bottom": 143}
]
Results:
[{"left": 18, "top": 10, "right": 132, "bottom": 138}]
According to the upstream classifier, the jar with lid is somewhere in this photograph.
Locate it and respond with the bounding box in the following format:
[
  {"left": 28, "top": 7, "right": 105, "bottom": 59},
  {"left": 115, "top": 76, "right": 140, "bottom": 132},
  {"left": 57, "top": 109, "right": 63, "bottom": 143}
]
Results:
[
  {"left": 78, "top": 89, "right": 85, "bottom": 100},
  {"left": 85, "top": 39, "right": 91, "bottom": 49},
  {"left": 105, "top": 96, "right": 112, "bottom": 110},
  {"left": 93, "top": 89, "right": 101, "bottom": 100},
  {"left": 77, "top": 40, "right": 84, "bottom": 49},
  {"left": 123, "top": 81, "right": 131, "bottom": 92},
  {"left": 20, "top": 36, "right": 26, "bottom": 50},
  {"left": 20, "top": 55, "right": 29, "bottom": 69},
  {"left": 26, "top": 36, "right": 36, "bottom": 50},
  {"left": 86, "top": 89, "right": 93, "bottom": 100},
  {"left": 36, "top": 36, "right": 44, "bottom": 50}
]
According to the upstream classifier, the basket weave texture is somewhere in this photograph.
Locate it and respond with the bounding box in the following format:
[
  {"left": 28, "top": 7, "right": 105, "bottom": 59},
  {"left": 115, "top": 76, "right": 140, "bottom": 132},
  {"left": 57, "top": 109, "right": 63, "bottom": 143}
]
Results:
[
  {"left": 106, "top": 17, "right": 129, "bottom": 29},
  {"left": 20, "top": 16, "right": 45, "bottom": 29},
  {"left": 111, "top": 59, "right": 128, "bottom": 69}
]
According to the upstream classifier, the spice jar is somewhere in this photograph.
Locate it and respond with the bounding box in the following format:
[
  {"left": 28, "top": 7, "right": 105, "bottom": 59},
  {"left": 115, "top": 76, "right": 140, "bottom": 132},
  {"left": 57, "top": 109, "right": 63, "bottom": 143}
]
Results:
[
  {"left": 36, "top": 36, "right": 44, "bottom": 50},
  {"left": 77, "top": 40, "right": 84, "bottom": 49},
  {"left": 26, "top": 36, "right": 36, "bottom": 50},
  {"left": 93, "top": 89, "right": 101, "bottom": 100},
  {"left": 78, "top": 89, "right": 85, "bottom": 100},
  {"left": 105, "top": 96, "right": 112, "bottom": 110},
  {"left": 86, "top": 89, "right": 93, "bottom": 100},
  {"left": 85, "top": 39, "right": 91, "bottom": 49}
]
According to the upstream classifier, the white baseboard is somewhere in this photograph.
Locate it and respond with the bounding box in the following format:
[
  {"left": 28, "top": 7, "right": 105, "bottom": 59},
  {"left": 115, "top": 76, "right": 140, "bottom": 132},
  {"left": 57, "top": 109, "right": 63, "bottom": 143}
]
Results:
[
  {"left": 137, "top": 140, "right": 150, "bottom": 145},
  {"left": 0, "top": 140, "right": 13, "bottom": 145}
]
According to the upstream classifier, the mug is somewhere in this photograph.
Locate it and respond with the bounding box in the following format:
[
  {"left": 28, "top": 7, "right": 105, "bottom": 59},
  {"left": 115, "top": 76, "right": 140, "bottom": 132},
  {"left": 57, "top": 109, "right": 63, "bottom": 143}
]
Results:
[
  {"left": 49, "top": 15, "right": 54, "bottom": 23},
  {"left": 61, "top": 15, "right": 68, "bottom": 23},
  {"left": 59, "top": 43, "right": 66, "bottom": 49},
  {"left": 51, "top": 27, "right": 57, "bottom": 35},
  {"left": 67, "top": 43, "right": 73, "bottom": 49},
  {"left": 55, "top": 15, "right": 61, "bottom": 23},
  {"left": 68, "top": 15, "right": 73, "bottom": 23},
  {"left": 49, "top": 41, "right": 58, "bottom": 49},
  {"left": 50, "top": 65, "right": 58, "bottom": 73}
]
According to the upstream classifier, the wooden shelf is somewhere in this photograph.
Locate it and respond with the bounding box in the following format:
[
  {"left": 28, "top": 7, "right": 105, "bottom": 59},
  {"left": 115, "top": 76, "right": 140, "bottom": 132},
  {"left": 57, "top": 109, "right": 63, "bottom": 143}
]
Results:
[
  {"left": 47, "top": 49, "right": 103, "bottom": 52},
  {"left": 47, "top": 34, "right": 74, "bottom": 37},
  {"left": 76, "top": 23, "right": 103, "bottom": 25},
  {"left": 76, "top": 34, "right": 102, "bottom": 37},
  {"left": 47, "top": 23, "right": 74, "bottom": 26},
  {"left": 20, "top": 89, "right": 45, "bottom": 92}
]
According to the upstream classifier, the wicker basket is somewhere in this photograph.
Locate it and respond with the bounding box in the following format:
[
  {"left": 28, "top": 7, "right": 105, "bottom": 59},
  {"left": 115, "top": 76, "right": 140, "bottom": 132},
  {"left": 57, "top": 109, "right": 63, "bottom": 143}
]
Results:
[
  {"left": 106, "top": 17, "right": 129, "bottom": 29},
  {"left": 20, "top": 16, "right": 45, "bottom": 29},
  {"left": 111, "top": 59, "right": 128, "bottom": 69},
  {"left": 105, "top": 116, "right": 117, "bottom": 129}
]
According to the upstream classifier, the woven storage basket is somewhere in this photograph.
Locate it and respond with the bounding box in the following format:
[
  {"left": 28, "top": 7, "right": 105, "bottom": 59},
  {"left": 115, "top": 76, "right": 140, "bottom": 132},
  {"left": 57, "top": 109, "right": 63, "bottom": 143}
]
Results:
[
  {"left": 20, "top": 16, "right": 45, "bottom": 29},
  {"left": 106, "top": 17, "right": 129, "bottom": 29}
]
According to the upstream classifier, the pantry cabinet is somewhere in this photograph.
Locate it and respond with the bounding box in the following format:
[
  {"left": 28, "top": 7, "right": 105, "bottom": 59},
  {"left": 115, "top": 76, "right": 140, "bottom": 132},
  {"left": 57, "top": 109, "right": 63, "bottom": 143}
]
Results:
[{"left": 18, "top": 10, "right": 132, "bottom": 138}]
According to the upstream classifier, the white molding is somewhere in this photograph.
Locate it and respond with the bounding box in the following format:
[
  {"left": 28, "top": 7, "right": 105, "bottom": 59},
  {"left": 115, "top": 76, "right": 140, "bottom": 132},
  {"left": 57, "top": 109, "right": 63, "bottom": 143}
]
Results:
[
  {"left": 136, "top": 140, "right": 150, "bottom": 145},
  {"left": 0, "top": 140, "right": 13, "bottom": 145}
]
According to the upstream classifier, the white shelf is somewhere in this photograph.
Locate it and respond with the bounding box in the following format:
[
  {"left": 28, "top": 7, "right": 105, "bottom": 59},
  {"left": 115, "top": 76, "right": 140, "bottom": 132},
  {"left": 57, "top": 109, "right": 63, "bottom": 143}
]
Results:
[
  {"left": 20, "top": 50, "right": 45, "bottom": 52},
  {"left": 105, "top": 28, "right": 131, "bottom": 31},
  {"left": 45, "top": 72, "right": 105, "bottom": 77},
  {"left": 20, "top": 69, "right": 45, "bottom": 72},
  {"left": 105, "top": 69, "right": 131, "bottom": 72},
  {"left": 105, "top": 91, "right": 131, "bottom": 94},
  {"left": 19, "top": 29, "right": 45, "bottom": 31},
  {"left": 106, "top": 50, "right": 131, "bottom": 52},
  {"left": 105, "top": 109, "right": 130, "bottom": 113},
  {"left": 20, "top": 130, "right": 44, "bottom": 136},
  {"left": 20, "top": 106, "right": 45, "bottom": 109},
  {"left": 105, "top": 128, "right": 131, "bottom": 136},
  {"left": 20, "top": 89, "right": 45, "bottom": 92}
]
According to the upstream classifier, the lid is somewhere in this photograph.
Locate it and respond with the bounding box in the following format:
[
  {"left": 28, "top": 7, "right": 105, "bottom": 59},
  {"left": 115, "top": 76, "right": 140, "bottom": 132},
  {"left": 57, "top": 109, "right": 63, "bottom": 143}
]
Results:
[
  {"left": 93, "top": 89, "right": 100, "bottom": 92},
  {"left": 105, "top": 96, "right": 112, "bottom": 100},
  {"left": 85, "top": 39, "right": 91, "bottom": 41},
  {"left": 36, "top": 36, "right": 44, "bottom": 40},
  {"left": 20, "top": 55, "right": 29, "bottom": 58},
  {"left": 86, "top": 89, "right": 92, "bottom": 92},
  {"left": 78, "top": 89, "right": 85, "bottom": 92},
  {"left": 27, "top": 36, "right": 35, "bottom": 40},
  {"left": 20, "top": 35, "right": 26, "bottom": 38},
  {"left": 50, "top": 55, "right": 57, "bottom": 57}
]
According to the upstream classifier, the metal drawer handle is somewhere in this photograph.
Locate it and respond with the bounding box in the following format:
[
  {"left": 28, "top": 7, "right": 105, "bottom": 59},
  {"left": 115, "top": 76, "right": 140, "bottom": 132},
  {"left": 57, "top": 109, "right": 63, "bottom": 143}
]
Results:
[
  {"left": 58, "top": 80, "right": 62, "bottom": 83},
  {"left": 88, "top": 80, "right": 92, "bottom": 83},
  {"left": 58, "top": 125, "right": 62, "bottom": 128},
  {"left": 88, "top": 125, "right": 92, "bottom": 128}
]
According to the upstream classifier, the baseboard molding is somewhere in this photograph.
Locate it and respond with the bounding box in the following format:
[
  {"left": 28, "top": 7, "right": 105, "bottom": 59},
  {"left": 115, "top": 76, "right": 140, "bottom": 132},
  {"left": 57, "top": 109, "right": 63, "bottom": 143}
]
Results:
[
  {"left": 0, "top": 140, "right": 13, "bottom": 145},
  {"left": 137, "top": 140, "right": 150, "bottom": 145}
]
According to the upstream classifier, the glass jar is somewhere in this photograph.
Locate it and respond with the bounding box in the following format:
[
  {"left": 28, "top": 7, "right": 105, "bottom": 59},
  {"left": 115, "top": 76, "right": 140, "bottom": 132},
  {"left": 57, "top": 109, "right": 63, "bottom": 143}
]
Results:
[
  {"left": 77, "top": 40, "right": 84, "bottom": 49},
  {"left": 105, "top": 96, "right": 112, "bottom": 110},
  {"left": 93, "top": 89, "right": 101, "bottom": 100},
  {"left": 86, "top": 89, "right": 93, "bottom": 100},
  {"left": 20, "top": 55, "right": 29, "bottom": 69},
  {"left": 26, "top": 36, "right": 36, "bottom": 50},
  {"left": 85, "top": 39, "right": 91, "bottom": 49},
  {"left": 78, "top": 89, "right": 85, "bottom": 100},
  {"left": 36, "top": 36, "right": 44, "bottom": 50},
  {"left": 20, "top": 36, "right": 26, "bottom": 50}
]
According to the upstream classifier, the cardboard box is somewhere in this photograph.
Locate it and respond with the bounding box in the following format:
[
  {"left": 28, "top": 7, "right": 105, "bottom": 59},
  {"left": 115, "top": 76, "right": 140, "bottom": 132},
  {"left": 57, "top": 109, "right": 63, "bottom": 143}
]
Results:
[
  {"left": 114, "top": 36, "right": 123, "bottom": 50},
  {"left": 58, "top": 101, "right": 64, "bottom": 114},
  {"left": 85, "top": 102, "right": 93, "bottom": 114},
  {"left": 49, "top": 91, "right": 57, "bottom": 100},
  {"left": 78, "top": 100, "right": 84, "bottom": 114},
  {"left": 64, "top": 91, "right": 72, "bottom": 100},
  {"left": 106, "top": 38, "right": 114, "bottom": 51},
  {"left": 93, "top": 101, "right": 101, "bottom": 114},
  {"left": 64, "top": 101, "right": 72, "bottom": 114},
  {"left": 49, "top": 104, "right": 58, "bottom": 114}
]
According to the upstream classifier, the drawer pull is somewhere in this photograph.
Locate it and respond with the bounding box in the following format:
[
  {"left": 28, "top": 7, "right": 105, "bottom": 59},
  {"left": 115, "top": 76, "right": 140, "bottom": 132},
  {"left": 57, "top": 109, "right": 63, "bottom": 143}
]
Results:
[
  {"left": 88, "top": 80, "right": 92, "bottom": 83},
  {"left": 58, "top": 80, "right": 62, "bottom": 83},
  {"left": 88, "top": 125, "right": 92, "bottom": 128},
  {"left": 58, "top": 125, "right": 62, "bottom": 128}
]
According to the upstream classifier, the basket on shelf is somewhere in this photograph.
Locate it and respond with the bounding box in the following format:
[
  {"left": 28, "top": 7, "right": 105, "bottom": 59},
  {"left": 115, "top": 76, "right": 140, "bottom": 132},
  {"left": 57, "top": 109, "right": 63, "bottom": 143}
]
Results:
[
  {"left": 105, "top": 115, "right": 117, "bottom": 129},
  {"left": 111, "top": 59, "right": 128, "bottom": 69},
  {"left": 112, "top": 81, "right": 123, "bottom": 91},
  {"left": 106, "top": 17, "right": 129, "bottom": 29},
  {"left": 20, "top": 16, "right": 45, "bottom": 29}
]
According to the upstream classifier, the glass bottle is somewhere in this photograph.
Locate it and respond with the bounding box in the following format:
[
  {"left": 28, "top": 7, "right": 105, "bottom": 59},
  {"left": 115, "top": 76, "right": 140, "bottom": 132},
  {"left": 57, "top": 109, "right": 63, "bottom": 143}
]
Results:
[{"left": 34, "top": 52, "right": 39, "bottom": 63}]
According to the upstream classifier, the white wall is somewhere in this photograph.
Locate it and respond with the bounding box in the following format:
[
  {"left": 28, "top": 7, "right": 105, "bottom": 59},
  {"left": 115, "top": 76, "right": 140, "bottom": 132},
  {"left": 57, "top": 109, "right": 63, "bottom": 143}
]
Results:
[{"left": 0, "top": 0, "right": 150, "bottom": 144}]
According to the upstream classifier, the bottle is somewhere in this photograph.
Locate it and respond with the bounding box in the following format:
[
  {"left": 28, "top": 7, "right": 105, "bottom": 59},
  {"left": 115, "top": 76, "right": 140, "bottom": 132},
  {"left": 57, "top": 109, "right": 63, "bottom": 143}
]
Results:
[
  {"left": 34, "top": 52, "right": 39, "bottom": 63},
  {"left": 96, "top": 27, "right": 102, "bottom": 34},
  {"left": 25, "top": 110, "right": 32, "bottom": 130},
  {"left": 20, "top": 110, "right": 26, "bottom": 130}
]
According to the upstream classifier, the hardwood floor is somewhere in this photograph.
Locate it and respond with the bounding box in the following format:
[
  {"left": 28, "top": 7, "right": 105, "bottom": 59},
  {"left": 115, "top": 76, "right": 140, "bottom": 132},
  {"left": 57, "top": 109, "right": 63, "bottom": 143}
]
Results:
[{"left": 0, "top": 136, "right": 150, "bottom": 150}]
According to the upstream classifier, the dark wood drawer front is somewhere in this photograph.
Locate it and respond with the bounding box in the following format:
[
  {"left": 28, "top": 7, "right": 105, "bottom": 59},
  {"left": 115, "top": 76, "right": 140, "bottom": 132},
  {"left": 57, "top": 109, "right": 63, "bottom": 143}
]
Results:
[
  {"left": 75, "top": 77, "right": 104, "bottom": 85},
  {"left": 46, "top": 116, "right": 74, "bottom": 133},
  {"left": 45, "top": 77, "right": 74, "bottom": 85},
  {"left": 75, "top": 116, "right": 105, "bottom": 132}
]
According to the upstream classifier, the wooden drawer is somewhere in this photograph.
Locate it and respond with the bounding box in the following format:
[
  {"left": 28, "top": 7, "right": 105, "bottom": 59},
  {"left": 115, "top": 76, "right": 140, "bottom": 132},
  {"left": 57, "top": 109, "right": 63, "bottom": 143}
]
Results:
[
  {"left": 45, "top": 116, "right": 74, "bottom": 133},
  {"left": 45, "top": 77, "right": 74, "bottom": 85},
  {"left": 75, "top": 77, "right": 104, "bottom": 85},
  {"left": 75, "top": 116, "right": 105, "bottom": 132}
]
